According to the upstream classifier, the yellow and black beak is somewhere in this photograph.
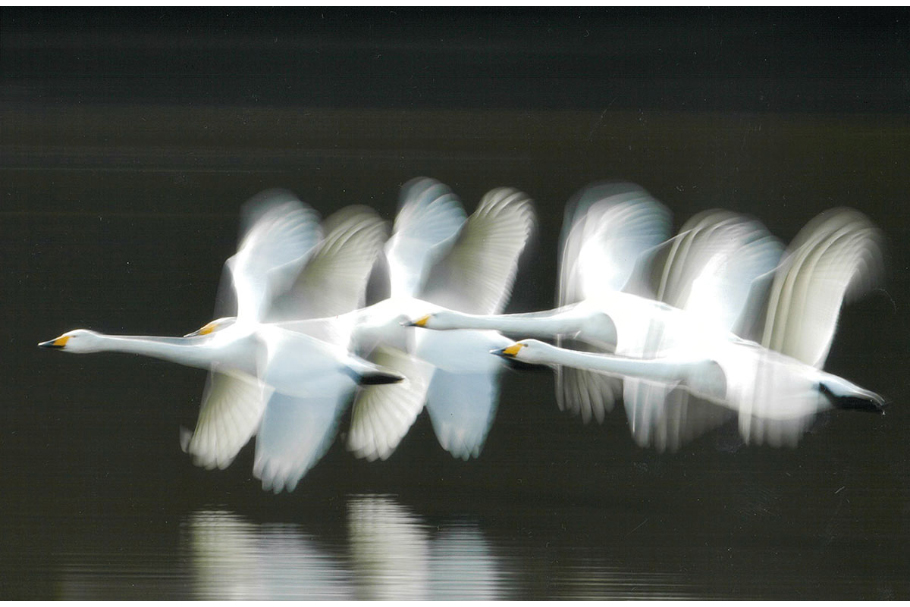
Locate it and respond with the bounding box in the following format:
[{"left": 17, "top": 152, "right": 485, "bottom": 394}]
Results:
[
  {"left": 38, "top": 335, "right": 70, "bottom": 349},
  {"left": 184, "top": 321, "right": 218, "bottom": 338},
  {"left": 491, "top": 343, "right": 524, "bottom": 358},
  {"left": 404, "top": 315, "right": 430, "bottom": 328}
]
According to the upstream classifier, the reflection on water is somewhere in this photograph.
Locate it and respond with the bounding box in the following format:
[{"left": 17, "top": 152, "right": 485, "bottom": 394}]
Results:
[
  {"left": 52, "top": 493, "right": 701, "bottom": 600},
  {"left": 348, "top": 495, "right": 502, "bottom": 600},
  {"left": 185, "top": 509, "right": 352, "bottom": 599},
  {"left": 180, "top": 494, "right": 508, "bottom": 600}
]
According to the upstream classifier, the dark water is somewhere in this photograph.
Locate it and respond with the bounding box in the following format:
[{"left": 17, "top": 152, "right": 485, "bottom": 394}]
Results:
[{"left": 2, "top": 8, "right": 909, "bottom": 599}]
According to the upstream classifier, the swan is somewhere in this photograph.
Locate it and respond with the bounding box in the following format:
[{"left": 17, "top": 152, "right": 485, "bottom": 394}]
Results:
[
  {"left": 489, "top": 207, "right": 886, "bottom": 446},
  {"left": 409, "top": 183, "right": 783, "bottom": 432},
  {"left": 279, "top": 177, "right": 536, "bottom": 462},
  {"left": 40, "top": 190, "right": 397, "bottom": 492},
  {"left": 492, "top": 334, "right": 885, "bottom": 444}
]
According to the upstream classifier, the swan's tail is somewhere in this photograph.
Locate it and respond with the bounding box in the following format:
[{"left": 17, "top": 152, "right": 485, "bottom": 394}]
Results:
[{"left": 819, "top": 377, "right": 887, "bottom": 414}]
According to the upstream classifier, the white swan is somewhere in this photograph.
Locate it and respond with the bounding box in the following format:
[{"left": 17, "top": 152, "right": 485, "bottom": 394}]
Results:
[
  {"left": 489, "top": 207, "right": 886, "bottom": 446},
  {"left": 280, "top": 178, "right": 536, "bottom": 462},
  {"left": 409, "top": 183, "right": 783, "bottom": 432},
  {"left": 492, "top": 334, "right": 885, "bottom": 444},
  {"left": 40, "top": 191, "right": 396, "bottom": 492}
]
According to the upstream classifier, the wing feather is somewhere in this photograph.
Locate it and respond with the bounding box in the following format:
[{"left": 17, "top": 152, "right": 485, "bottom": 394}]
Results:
[
  {"left": 421, "top": 187, "right": 535, "bottom": 315},
  {"left": 183, "top": 370, "right": 271, "bottom": 470},
  {"left": 266, "top": 206, "right": 389, "bottom": 321},
  {"left": 385, "top": 178, "right": 466, "bottom": 299},
  {"left": 761, "top": 208, "right": 883, "bottom": 367},
  {"left": 224, "top": 191, "right": 323, "bottom": 322},
  {"left": 559, "top": 183, "right": 671, "bottom": 306},
  {"left": 347, "top": 346, "right": 435, "bottom": 461}
]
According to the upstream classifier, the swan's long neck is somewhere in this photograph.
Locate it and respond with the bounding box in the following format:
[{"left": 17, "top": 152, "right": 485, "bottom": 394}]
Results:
[
  {"left": 541, "top": 344, "right": 690, "bottom": 383},
  {"left": 442, "top": 308, "right": 582, "bottom": 336},
  {"left": 536, "top": 343, "right": 728, "bottom": 403},
  {"left": 93, "top": 334, "right": 219, "bottom": 370}
]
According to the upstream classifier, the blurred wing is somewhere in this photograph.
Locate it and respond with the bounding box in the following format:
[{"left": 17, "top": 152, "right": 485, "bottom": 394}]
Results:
[
  {"left": 253, "top": 388, "right": 352, "bottom": 493},
  {"left": 265, "top": 206, "right": 389, "bottom": 321},
  {"left": 761, "top": 208, "right": 883, "bottom": 367},
  {"left": 425, "top": 368, "right": 501, "bottom": 460},
  {"left": 732, "top": 269, "right": 776, "bottom": 342},
  {"left": 225, "top": 191, "right": 323, "bottom": 322},
  {"left": 385, "top": 177, "right": 466, "bottom": 299},
  {"left": 422, "top": 187, "right": 535, "bottom": 314},
  {"left": 347, "top": 346, "right": 435, "bottom": 461},
  {"left": 559, "top": 183, "right": 671, "bottom": 306},
  {"left": 554, "top": 334, "right": 622, "bottom": 423},
  {"left": 624, "top": 385, "right": 734, "bottom": 452},
  {"left": 661, "top": 211, "right": 785, "bottom": 333},
  {"left": 182, "top": 370, "right": 271, "bottom": 470}
]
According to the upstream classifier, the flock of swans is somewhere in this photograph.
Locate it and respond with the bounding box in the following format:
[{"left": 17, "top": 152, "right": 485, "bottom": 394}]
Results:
[{"left": 39, "top": 178, "right": 887, "bottom": 493}]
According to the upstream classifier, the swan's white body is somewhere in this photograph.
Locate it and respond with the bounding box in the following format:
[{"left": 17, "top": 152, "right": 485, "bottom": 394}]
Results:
[
  {"left": 41, "top": 192, "right": 394, "bottom": 492},
  {"left": 496, "top": 336, "right": 885, "bottom": 446},
  {"left": 280, "top": 179, "right": 534, "bottom": 461}
]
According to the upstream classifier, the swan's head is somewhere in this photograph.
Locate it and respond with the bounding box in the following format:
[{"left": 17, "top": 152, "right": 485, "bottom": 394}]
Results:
[
  {"left": 38, "top": 329, "right": 105, "bottom": 353},
  {"left": 184, "top": 317, "right": 237, "bottom": 337},
  {"left": 490, "top": 339, "right": 551, "bottom": 364},
  {"left": 405, "top": 310, "right": 463, "bottom": 330}
]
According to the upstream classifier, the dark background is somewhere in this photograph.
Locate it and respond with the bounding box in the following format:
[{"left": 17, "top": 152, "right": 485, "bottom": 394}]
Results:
[{"left": 1, "top": 7, "right": 908, "bottom": 599}]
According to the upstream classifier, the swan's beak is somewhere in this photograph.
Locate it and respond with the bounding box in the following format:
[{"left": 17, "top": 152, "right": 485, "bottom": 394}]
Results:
[
  {"left": 184, "top": 320, "right": 219, "bottom": 337},
  {"left": 402, "top": 315, "right": 429, "bottom": 328},
  {"left": 491, "top": 343, "right": 524, "bottom": 358},
  {"left": 38, "top": 335, "right": 70, "bottom": 349}
]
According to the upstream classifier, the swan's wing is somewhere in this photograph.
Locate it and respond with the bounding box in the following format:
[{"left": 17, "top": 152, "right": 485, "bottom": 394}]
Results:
[
  {"left": 182, "top": 370, "right": 272, "bottom": 470},
  {"left": 222, "top": 190, "right": 323, "bottom": 322},
  {"left": 253, "top": 389, "right": 351, "bottom": 493},
  {"left": 553, "top": 185, "right": 669, "bottom": 420},
  {"left": 731, "top": 269, "right": 776, "bottom": 341},
  {"left": 265, "top": 206, "right": 389, "bottom": 322},
  {"left": 251, "top": 327, "right": 359, "bottom": 493},
  {"left": 558, "top": 183, "right": 671, "bottom": 305},
  {"left": 554, "top": 334, "right": 622, "bottom": 423},
  {"left": 273, "top": 316, "right": 355, "bottom": 349},
  {"left": 623, "top": 382, "right": 733, "bottom": 452},
  {"left": 424, "top": 368, "right": 501, "bottom": 460},
  {"left": 421, "top": 187, "right": 535, "bottom": 315},
  {"left": 760, "top": 208, "right": 883, "bottom": 367},
  {"left": 385, "top": 177, "right": 466, "bottom": 299},
  {"left": 661, "top": 211, "right": 785, "bottom": 333},
  {"left": 347, "top": 346, "right": 435, "bottom": 461}
]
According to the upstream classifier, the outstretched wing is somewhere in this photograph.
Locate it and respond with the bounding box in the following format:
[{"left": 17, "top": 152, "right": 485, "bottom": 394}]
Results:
[
  {"left": 556, "top": 183, "right": 670, "bottom": 419},
  {"left": 760, "top": 208, "right": 883, "bottom": 367},
  {"left": 384, "top": 177, "right": 466, "bottom": 299},
  {"left": 347, "top": 346, "right": 435, "bottom": 461},
  {"left": 559, "top": 182, "right": 671, "bottom": 306},
  {"left": 657, "top": 210, "right": 784, "bottom": 333},
  {"left": 265, "top": 205, "right": 389, "bottom": 322},
  {"left": 253, "top": 389, "right": 352, "bottom": 493},
  {"left": 421, "top": 187, "right": 535, "bottom": 315},
  {"left": 222, "top": 190, "right": 323, "bottom": 322},
  {"left": 182, "top": 370, "right": 272, "bottom": 470}
]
